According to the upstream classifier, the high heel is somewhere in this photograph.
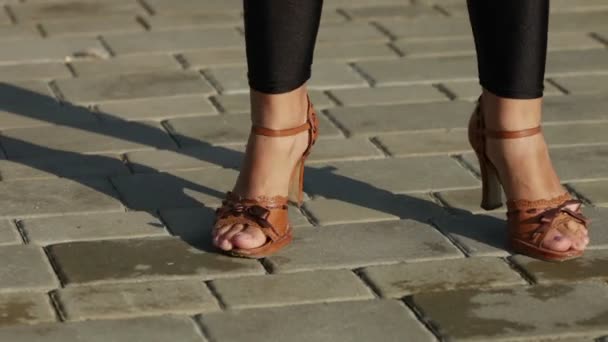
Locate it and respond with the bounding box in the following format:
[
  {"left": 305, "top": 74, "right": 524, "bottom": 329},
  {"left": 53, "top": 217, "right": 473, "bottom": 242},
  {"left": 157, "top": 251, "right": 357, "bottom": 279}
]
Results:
[
  {"left": 213, "top": 96, "right": 318, "bottom": 258},
  {"left": 468, "top": 96, "right": 590, "bottom": 262}
]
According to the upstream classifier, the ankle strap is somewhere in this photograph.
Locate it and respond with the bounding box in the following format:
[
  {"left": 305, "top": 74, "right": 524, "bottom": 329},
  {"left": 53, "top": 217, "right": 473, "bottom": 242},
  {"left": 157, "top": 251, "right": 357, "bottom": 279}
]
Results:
[
  {"left": 483, "top": 126, "right": 542, "bottom": 139},
  {"left": 252, "top": 122, "right": 311, "bottom": 137}
]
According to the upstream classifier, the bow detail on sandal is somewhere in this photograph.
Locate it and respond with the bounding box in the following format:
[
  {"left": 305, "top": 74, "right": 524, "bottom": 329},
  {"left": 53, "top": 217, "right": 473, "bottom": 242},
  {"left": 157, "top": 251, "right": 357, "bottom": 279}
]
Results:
[{"left": 216, "top": 200, "right": 275, "bottom": 229}]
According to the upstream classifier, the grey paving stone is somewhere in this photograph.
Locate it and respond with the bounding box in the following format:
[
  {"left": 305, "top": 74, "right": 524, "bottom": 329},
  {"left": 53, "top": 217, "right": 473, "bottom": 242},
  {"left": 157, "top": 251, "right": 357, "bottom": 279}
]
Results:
[
  {"left": 0, "top": 292, "right": 56, "bottom": 327},
  {"left": 376, "top": 129, "right": 471, "bottom": 157},
  {"left": 442, "top": 80, "right": 563, "bottom": 100},
  {"left": 55, "top": 70, "right": 214, "bottom": 103},
  {"left": 546, "top": 50, "right": 608, "bottom": 76},
  {"left": 316, "top": 22, "right": 388, "bottom": 43},
  {"left": 41, "top": 15, "right": 143, "bottom": 37},
  {"left": 0, "top": 178, "right": 122, "bottom": 218},
  {"left": 160, "top": 205, "right": 312, "bottom": 250},
  {"left": 343, "top": 4, "right": 441, "bottom": 20},
  {"left": 571, "top": 180, "right": 608, "bottom": 207},
  {"left": 551, "top": 74, "right": 608, "bottom": 95},
  {"left": 181, "top": 47, "right": 245, "bottom": 68},
  {"left": 144, "top": 11, "right": 241, "bottom": 30},
  {"left": 327, "top": 101, "right": 472, "bottom": 136},
  {"left": 550, "top": 11, "right": 608, "bottom": 31},
  {"left": 303, "top": 192, "right": 445, "bottom": 226},
  {"left": 308, "top": 137, "right": 384, "bottom": 163},
  {"left": 542, "top": 122, "right": 608, "bottom": 147},
  {"left": 9, "top": 0, "right": 144, "bottom": 21},
  {"left": 0, "top": 316, "right": 205, "bottom": 342},
  {"left": 412, "top": 282, "right": 608, "bottom": 341},
  {"left": 211, "top": 270, "right": 374, "bottom": 309},
  {"left": 70, "top": 54, "right": 181, "bottom": 76},
  {"left": 362, "top": 257, "right": 526, "bottom": 298},
  {"left": 21, "top": 211, "right": 168, "bottom": 245},
  {"left": 0, "top": 36, "right": 105, "bottom": 63},
  {"left": 144, "top": 0, "right": 241, "bottom": 13},
  {"left": 314, "top": 42, "right": 399, "bottom": 62},
  {"left": 0, "top": 220, "right": 20, "bottom": 246},
  {"left": 356, "top": 55, "right": 477, "bottom": 86},
  {"left": 206, "top": 63, "right": 366, "bottom": 94},
  {"left": 584, "top": 207, "right": 608, "bottom": 249},
  {"left": 211, "top": 90, "right": 333, "bottom": 113},
  {"left": 1, "top": 121, "right": 175, "bottom": 158},
  {"left": 377, "top": 17, "right": 472, "bottom": 40},
  {"left": 200, "top": 299, "right": 435, "bottom": 342},
  {"left": 0, "top": 62, "right": 70, "bottom": 81},
  {"left": 432, "top": 212, "right": 510, "bottom": 257},
  {"left": 0, "top": 25, "right": 39, "bottom": 41},
  {"left": 97, "top": 95, "right": 217, "bottom": 121},
  {"left": 435, "top": 188, "right": 505, "bottom": 215},
  {"left": 0, "top": 153, "right": 128, "bottom": 180},
  {"left": 329, "top": 84, "right": 447, "bottom": 107},
  {"left": 104, "top": 28, "right": 242, "bottom": 55},
  {"left": 511, "top": 250, "right": 608, "bottom": 285},
  {"left": 112, "top": 168, "right": 238, "bottom": 210},
  {"left": 165, "top": 112, "right": 342, "bottom": 146},
  {"left": 48, "top": 237, "right": 265, "bottom": 285},
  {"left": 543, "top": 94, "right": 608, "bottom": 123},
  {"left": 57, "top": 279, "right": 219, "bottom": 320},
  {"left": 305, "top": 157, "right": 479, "bottom": 197},
  {"left": 265, "top": 220, "right": 462, "bottom": 273},
  {"left": 126, "top": 146, "right": 240, "bottom": 173},
  {"left": 0, "top": 82, "right": 99, "bottom": 129},
  {"left": 0, "top": 245, "right": 58, "bottom": 292}
]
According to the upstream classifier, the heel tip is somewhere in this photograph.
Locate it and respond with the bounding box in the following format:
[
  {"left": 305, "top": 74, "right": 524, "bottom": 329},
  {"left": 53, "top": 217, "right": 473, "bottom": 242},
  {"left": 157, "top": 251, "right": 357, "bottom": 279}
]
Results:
[{"left": 480, "top": 203, "right": 503, "bottom": 211}]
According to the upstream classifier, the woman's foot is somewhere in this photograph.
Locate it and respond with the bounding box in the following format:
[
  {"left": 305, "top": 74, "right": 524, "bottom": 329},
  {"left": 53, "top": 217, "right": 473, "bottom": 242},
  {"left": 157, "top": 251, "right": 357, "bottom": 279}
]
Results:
[
  {"left": 213, "top": 87, "right": 310, "bottom": 252},
  {"left": 480, "top": 91, "right": 589, "bottom": 253}
]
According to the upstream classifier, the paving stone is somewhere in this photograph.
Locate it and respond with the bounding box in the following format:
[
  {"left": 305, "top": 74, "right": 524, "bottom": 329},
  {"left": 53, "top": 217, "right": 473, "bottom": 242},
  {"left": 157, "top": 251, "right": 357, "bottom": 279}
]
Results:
[
  {"left": 57, "top": 279, "right": 219, "bottom": 320},
  {"left": 343, "top": 4, "right": 440, "bottom": 20},
  {"left": 112, "top": 168, "right": 239, "bottom": 210},
  {"left": 543, "top": 94, "right": 608, "bottom": 123},
  {"left": 0, "top": 245, "right": 58, "bottom": 292},
  {"left": 542, "top": 122, "right": 608, "bottom": 146},
  {"left": 144, "top": 11, "right": 242, "bottom": 30},
  {"left": 10, "top": 0, "right": 144, "bottom": 21},
  {"left": 144, "top": 0, "right": 241, "bottom": 13},
  {"left": 362, "top": 257, "right": 526, "bottom": 298},
  {"left": 434, "top": 188, "right": 505, "bottom": 215},
  {"left": 70, "top": 54, "right": 181, "bottom": 76},
  {"left": 104, "top": 28, "right": 243, "bottom": 55},
  {"left": 55, "top": 70, "right": 214, "bottom": 103},
  {"left": 211, "top": 270, "right": 374, "bottom": 309},
  {"left": 181, "top": 47, "right": 245, "bottom": 68},
  {"left": 305, "top": 156, "right": 479, "bottom": 198},
  {"left": 200, "top": 300, "right": 435, "bottom": 342},
  {"left": 1, "top": 121, "right": 175, "bottom": 158},
  {"left": 432, "top": 212, "right": 510, "bottom": 257},
  {"left": 511, "top": 250, "right": 608, "bottom": 285},
  {"left": 571, "top": 180, "right": 608, "bottom": 207},
  {"left": 316, "top": 22, "right": 388, "bottom": 43},
  {"left": 546, "top": 50, "right": 608, "bottom": 76},
  {"left": 41, "top": 15, "right": 143, "bottom": 37},
  {"left": 0, "top": 292, "right": 56, "bottom": 327},
  {"left": 48, "top": 237, "right": 265, "bottom": 284},
  {"left": 166, "top": 112, "right": 342, "bottom": 146},
  {"left": 0, "top": 178, "right": 122, "bottom": 218},
  {"left": 0, "top": 220, "right": 20, "bottom": 246},
  {"left": 307, "top": 137, "right": 384, "bottom": 163},
  {"left": 0, "top": 62, "right": 70, "bottom": 81},
  {"left": 211, "top": 90, "right": 333, "bottom": 113},
  {"left": 442, "top": 79, "right": 563, "bottom": 100},
  {"left": 0, "top": 36, "right": 105, "bottom": 63},
  {"left": 329, "top": 84, "right": 446, "bottom": 107},
  {"left": 551, "top": 0, "right": 608, "bottom": 12},
  {"left": 0, "top": 25, "right": 39, "bottom": 41},
  {"left": 0, "top": 316, "right": 205, "bottom": 342},
  {"left": 97, "top": 95, "right": 217, "bottom": 121},
  {"left": 265, "top": 220, "right": 462, "bottom": 273},
  {"left": 412, "top": 282, "right": 608, "bottom": 341},
  {"left": 0, "top": 153, "right": 129, "bottom": 180},
  {"left": 0, "top": 82, "right": 98, "bottom": 129},
  {"left": 303, "top": 192, "right": 445, "bottom": 226},
  {"left": 584, "top": 207, "right": 608, "bottom": 249},
  {"left": 160, "top": 205, "right": 311, "bottom": 250},
  {"left": 551, "top": 74, "right": 608, "bottom": 95},
  {"left": 327, "top": 101, "right": 472, "bottom": 136},
  {"left": 21, "top": 211, "right": 168, "bottom": 245},
  {"left": 357, "top": 55, "right": 477, "bottom": 86},
  {"left": 377, "top": 17, "right": 472, "bottom": 40},
  {"left": 126, "top": 145, "right": 240, "bottom": 173},
  {"left": 314, "top": 42, "right": 399, "bottom": 62},
  {"left": 206, "top": 63, "right": 366, "bottom": 94},
  {"left": 376, "top": 129, "right": 471, "bottom": 156}
]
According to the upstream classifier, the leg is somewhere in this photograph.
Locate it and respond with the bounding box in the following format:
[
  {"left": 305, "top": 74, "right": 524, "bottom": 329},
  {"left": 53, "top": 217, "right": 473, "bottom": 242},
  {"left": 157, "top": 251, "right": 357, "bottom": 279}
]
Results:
[
  {"left": 214, "top": 0, "right": 323, "bottom": 252},
  {"left": 467, "top": 0, "right": 589, "bottom": 252}
]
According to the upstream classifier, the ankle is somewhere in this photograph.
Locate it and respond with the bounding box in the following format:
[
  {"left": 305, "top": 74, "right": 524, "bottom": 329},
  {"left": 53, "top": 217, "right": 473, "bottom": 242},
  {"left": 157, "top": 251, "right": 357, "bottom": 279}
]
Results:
[
  {"left": 481, "top": 89, "right": 542, "bottom": 131},
  {"left": 251, "top": 85, "right": 308, "bottom": 130}
]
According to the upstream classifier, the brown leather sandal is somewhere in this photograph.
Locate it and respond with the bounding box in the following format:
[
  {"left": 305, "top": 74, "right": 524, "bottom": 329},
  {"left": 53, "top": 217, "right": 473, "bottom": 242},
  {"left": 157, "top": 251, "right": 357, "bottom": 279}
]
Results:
[
  {"left": 213, "top": 97, "right": 319, "bottom": 258},
  {"left": 468, "top": 97, "right": 590, "bottom": 262}
]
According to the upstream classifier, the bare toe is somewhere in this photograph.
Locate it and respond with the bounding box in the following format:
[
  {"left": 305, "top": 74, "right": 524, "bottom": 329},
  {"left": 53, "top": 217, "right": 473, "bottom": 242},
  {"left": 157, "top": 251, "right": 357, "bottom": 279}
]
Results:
[
  {"left": 219, "top": 224, "right": 248, "bottom": 250},
  {"left": 541, "top": 229, "right": 573, "bottom": 252},
  {"left": 231, "top": 225, "right": 267, "bottom": 250}
]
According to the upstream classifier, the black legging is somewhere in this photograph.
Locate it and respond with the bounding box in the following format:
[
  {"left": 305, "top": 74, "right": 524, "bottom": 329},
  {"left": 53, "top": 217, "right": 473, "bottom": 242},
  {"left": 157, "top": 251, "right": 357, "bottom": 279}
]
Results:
[{"left": 244, "top": 0, "right": 549, "bottom": 99}]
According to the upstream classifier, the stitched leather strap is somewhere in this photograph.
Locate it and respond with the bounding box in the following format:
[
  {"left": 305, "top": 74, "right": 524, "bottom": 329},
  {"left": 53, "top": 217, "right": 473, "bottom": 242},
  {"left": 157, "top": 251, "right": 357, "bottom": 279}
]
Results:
[
  {"left": 484, "top": 126, "right": 542, "bottom": 139},
  {"left": 252, "top": 122, "right": 311, "bottom": 137}
]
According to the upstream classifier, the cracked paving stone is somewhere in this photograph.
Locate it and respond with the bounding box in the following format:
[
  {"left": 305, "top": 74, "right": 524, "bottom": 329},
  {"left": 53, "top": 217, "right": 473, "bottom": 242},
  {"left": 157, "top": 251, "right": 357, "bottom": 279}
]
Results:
[
  {"left": 0, "top": 316, "right": 204, "bottom": 342},
  {"left": 412, "top": 282, "right": 608, "bottom": 341},
  {"left": 0, "top": 245, "right": 58, "bottom": 293},
  {"left": 265, "top": 220, "right": 462, "bottom": 273},
  {"left": 48, "top": 237, "right": 265, "bottom": 285},
  {"left": 511, "top": 250, "right": 608, "bottom": 284},
  {"left": 361, "top": 257, "right": 525, "bottom": 298},
  {"left": 199, "top": 299, "right": 435, "bottom": 342},
  {"left": 0, "top": 292, "right": 56, "bottom": 327},
  {"left": 57, "top": 279, "right": 219, "bottom": 321}
]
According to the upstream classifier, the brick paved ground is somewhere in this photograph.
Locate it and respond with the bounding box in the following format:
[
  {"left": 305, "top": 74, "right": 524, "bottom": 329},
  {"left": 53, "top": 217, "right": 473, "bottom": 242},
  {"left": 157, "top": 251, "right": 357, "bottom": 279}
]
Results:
[{"left": 1, "top": 0, "right": 608, "bottom": 341}]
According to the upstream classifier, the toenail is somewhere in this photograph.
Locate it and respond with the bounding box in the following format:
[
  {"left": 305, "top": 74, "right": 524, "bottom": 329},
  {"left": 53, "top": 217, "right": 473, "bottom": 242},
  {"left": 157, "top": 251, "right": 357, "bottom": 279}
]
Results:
[{"left": 553, "top": 235, "right": 563, "bottom": 241}]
